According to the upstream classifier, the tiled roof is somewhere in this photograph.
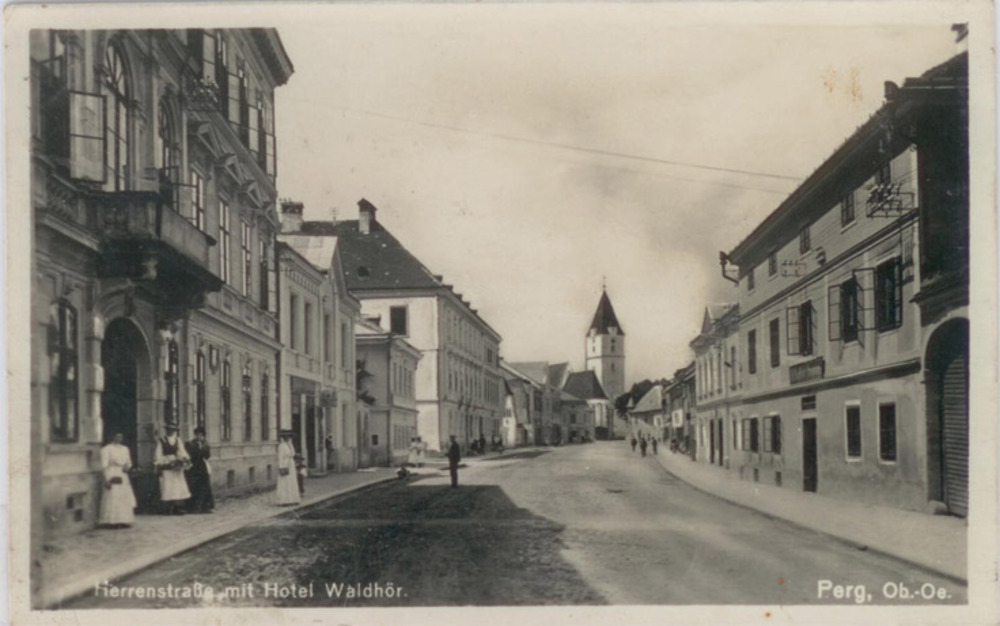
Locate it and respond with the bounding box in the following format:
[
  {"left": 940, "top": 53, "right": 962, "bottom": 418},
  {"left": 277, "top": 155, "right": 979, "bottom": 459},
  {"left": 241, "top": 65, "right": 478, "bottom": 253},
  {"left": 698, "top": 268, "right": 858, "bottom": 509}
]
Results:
[
  {"left": 589, "top": 290, "right": 625, "bottom": 336},
  {"left": 299, "top": 219, "right": 441, "bottom": 291},
  {"left": 632, "top": 385, "right": 664, "bottom": 414},
  {"left": 547, "top": 362, "right": 570, "bottom": 388},
  {"left": 563, "top": 370, "right": 608, "bottom": 400},
  {"left": 278, "top": 234, "right": 338, "bottom": 272},
  {"left": 507, "top": 362, "right": 550, "bottom": 386}
]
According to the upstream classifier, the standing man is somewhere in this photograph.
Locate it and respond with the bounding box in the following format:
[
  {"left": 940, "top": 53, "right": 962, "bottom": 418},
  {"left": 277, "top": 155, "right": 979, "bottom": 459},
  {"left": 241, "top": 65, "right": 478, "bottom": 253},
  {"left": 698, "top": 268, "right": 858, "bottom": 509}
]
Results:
[
  {"left": 155, "top": 422, "right": 191, "bottom": 515},
  {"left": 630, "top": 435, "right": 637, "bottom": 453},
  {"left": 639, "top": 436, "right": 648, "bottom": 458},
  {"left": 446, "top": 435, "right": 461, "bottom": 488},
  {"left": 185, "top": 427, "right": 215, "bottom": 514}
]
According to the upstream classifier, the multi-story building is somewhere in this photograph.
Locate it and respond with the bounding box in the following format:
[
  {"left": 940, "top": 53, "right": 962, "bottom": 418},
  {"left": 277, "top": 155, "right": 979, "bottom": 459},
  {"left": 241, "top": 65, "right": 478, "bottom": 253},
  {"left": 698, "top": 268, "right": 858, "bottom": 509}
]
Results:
[
  {"left": 501, "top": 360, "right": 536, "bottom": 447},
  {"left": 30, "top": 28, "right": 293, "bottom": 546},
  {"left": 276, "top": 205, "right": 362, "bottom": 474},
  {"left": 723, "top": 52, "right": 968, "bottom": 514},
  {"left": 355, "top": 317, "right": 422, "bottom": 466},
  {"left": 563, "top": 370, "right": 613, "bottom": 440},
  {"left": 291, "top": 199, "right": 503, "bottom": 454},
  {"left": 507, "top": 361, "right": 568, "bottom": 445},
  {"left": 690, "top": 304, "right": 741, "bottom": 467},
  {"left": 663, "top": 362, "right": 696, "bottom": 456},
  {"left": 630, "top": 383, "right": 666, "bottom": 437}
]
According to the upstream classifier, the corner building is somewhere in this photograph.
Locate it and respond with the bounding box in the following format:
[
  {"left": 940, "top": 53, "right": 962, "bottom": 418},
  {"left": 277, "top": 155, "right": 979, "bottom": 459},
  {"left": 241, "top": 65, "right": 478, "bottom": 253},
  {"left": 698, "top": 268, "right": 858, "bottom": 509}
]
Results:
[
  {"left": 30, "top": 28, "right": 294, "bottom": 544},
  {"left": 725, "top": 53, "right": 968, "bottom": 514}
]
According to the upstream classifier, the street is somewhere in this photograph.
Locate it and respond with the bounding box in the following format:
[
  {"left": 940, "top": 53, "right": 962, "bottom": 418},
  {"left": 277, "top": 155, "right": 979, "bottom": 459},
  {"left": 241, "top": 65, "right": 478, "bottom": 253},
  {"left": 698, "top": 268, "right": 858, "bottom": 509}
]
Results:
[{"left": 66, "top": 442, "right": 965, "bottom": 608}]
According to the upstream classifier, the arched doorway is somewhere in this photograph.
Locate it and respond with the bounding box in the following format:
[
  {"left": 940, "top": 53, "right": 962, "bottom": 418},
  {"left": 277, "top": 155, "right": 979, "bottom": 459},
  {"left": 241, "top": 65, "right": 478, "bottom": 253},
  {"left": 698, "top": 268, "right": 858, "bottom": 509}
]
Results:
[
  {"left": 101, "top": 318, "right": 156, "bottom": 510},
  {"left": 925, "top": 319, "right": 969, "bottom": 517}
]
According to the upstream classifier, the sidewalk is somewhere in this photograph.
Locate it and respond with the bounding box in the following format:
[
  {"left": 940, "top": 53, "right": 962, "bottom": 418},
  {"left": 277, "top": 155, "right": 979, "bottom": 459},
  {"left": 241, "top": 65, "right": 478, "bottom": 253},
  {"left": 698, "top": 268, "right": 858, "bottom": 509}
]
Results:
[
  {"left": 39, "top": 468, "right": 397, "bottom": 609},
  {"left": 653, "top": 450, "right": 967, "bottom": 582}
]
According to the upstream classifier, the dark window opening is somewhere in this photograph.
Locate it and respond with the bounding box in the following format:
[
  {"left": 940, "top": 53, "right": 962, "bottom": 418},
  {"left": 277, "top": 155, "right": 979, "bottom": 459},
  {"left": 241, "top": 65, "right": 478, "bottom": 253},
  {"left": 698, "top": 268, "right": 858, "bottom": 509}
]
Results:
[
  {"left": 879, "top": 403, "right": 897, "bottom": 462},
  {"left": 876, "top": 257, "right": 903, "bottom": 332},
  {"left": 390, "top": 306, "right": 408, "bottom": 336},
  {"left": 846, "top": 405, "right": 861, "bottom": 458},
  {"left": 48, "top": 301, "right": 78, "bottom": 442}
]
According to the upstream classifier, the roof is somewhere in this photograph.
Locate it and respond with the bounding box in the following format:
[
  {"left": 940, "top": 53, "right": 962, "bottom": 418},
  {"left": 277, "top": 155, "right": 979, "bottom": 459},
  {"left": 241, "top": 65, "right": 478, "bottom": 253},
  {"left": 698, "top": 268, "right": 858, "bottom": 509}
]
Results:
[
  {"left": 278, "top": 234, "right": 338, "bottom": 272},
  {"left": 563, "top": 370, "right": 608, "bottom": 400},
  {"left": 632, "top": 385, "right": 665, "bottom": 414},
  {"left": 589, "top": 289, "right": 625, "bottom": 336},
  {"left": 548, "top": 362, "right": 571, "bottom": 388},
  {"left": 507, "top": 362, "right": 550, "bottom": 386},
  {"left": 561, "top": 390, "right": 585, "bottom": 403}
]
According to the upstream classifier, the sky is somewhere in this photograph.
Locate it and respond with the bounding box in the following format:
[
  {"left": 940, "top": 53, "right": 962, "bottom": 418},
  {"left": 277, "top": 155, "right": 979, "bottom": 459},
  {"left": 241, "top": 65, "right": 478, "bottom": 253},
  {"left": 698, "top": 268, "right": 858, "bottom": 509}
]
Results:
[{"left": 271, "top": 7, "right": 960, "bottom": 386}]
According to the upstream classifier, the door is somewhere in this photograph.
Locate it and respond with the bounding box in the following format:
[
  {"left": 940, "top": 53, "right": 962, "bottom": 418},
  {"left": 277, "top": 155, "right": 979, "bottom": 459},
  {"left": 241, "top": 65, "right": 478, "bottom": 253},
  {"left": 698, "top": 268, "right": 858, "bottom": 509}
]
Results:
[
  {"left": 305, "top": 396, "right": 318, "bottom": 471},
  {"left": 802, "top": 418, "right": 818, "bottom": 492},
  {"left": 941, "top": 350, "right": 969, "bottom": 517},
  {"left": 718, "top": 419, "right": 725, "bottom": 466},
  {"left": 709, "top": 421, "right": 716, "bottom": 464}
]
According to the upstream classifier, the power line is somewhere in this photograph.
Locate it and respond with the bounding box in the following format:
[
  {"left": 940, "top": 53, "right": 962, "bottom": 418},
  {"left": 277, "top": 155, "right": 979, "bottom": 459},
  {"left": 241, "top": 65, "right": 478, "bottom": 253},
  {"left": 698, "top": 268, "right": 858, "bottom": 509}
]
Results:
[{"left": 286, "top": 97, "right": 805, "bottom": 184}]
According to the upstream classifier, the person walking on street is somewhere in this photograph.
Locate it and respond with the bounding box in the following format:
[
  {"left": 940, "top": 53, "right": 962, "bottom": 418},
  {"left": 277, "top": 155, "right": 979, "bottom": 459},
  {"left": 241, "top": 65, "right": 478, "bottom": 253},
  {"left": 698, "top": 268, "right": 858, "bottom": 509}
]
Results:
[
  {"left": 185, "top": 427, "right": 215, "bottom": 514},
  {"left": 640, "top": 437, "right": 648, "bottom": 457},
  {"left": 99, "top": 433, "right": 136, "bottom": 528},
  {"left": 447, "top": 435, "right": 461, "bottom": 488},
  {"left": 630, "top": 436, "right": 637, "bottom": 453},
  {"left": 276, "top": 431, "right": 301, "bottom": 506},
  {"left": 652, "top": 437, "right": 658, "bottom": 455}
]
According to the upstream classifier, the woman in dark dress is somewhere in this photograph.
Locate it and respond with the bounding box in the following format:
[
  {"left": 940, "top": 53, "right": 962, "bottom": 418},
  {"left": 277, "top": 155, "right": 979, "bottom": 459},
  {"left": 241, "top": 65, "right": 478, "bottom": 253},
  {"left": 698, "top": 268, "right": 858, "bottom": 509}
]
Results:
[{"left": 185, "top": 427, "right": 215, "bottom": 513}]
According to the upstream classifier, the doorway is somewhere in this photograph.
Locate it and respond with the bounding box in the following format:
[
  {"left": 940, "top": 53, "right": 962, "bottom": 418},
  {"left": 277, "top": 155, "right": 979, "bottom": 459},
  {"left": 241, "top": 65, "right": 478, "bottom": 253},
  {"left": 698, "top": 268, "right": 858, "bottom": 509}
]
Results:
[
  {"left": 802, "top": 418, "right": 818, "bottom": 493},
  {"left": 926, "top": 319, "right": 969, "bottom": 517}
]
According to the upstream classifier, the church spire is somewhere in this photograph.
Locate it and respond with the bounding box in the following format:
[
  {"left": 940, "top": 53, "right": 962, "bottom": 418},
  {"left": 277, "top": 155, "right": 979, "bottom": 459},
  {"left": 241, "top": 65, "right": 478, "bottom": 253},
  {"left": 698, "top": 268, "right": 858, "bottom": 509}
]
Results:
[{"left": 589, "top": 289, "right": 625, "bottom": 336}]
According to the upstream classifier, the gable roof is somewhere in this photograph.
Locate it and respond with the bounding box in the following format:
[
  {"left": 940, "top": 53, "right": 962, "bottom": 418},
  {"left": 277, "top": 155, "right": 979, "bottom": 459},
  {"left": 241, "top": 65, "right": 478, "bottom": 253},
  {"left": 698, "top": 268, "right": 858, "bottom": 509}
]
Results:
[
  {"left": 632, "top": 384, "right": 665, "bottom": 414},
  {"left": 506, "top": 361, "right": 550, "bottom": 386},
  {"left": 547, "top": 362, "right": 571, "bottom": 388},
  {"left": 279, "top": 234, "right": 339, "bottom": 272},
  {"left": 563, "top": 370, "right": 608, "bottom": 400},
  {"left": 589, "top": 290, "right": 625, "bottom": 336}
]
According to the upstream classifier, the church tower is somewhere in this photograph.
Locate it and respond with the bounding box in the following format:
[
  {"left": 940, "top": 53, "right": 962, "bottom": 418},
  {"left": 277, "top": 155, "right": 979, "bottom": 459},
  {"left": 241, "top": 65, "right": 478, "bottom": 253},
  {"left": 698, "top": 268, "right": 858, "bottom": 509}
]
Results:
[{"left": 585, "top": 287, "right": 626, "bottom": 402}]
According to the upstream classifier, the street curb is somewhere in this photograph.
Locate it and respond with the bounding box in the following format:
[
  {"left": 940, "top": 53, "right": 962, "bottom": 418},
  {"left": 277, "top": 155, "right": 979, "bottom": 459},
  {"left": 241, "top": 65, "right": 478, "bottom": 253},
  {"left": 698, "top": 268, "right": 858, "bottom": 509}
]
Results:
[
  {"left": 650, "top": 453, "right": 967, "bottom": 585},
  {"left": 41, "top": 474, "right": 398, "bottom": 609}
]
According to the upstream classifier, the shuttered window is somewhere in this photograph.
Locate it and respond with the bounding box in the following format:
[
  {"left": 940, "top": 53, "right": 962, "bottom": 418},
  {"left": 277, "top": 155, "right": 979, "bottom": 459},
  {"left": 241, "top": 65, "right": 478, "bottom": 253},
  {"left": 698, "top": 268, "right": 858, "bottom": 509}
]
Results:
[
  {"left": 747, "top": 330, "right": 757, "bottom": 374},
  {"left": 845, "top": 405, "right": 861, "bottom": 459},
  {"left": 879, "top": 403, "right": 897, "bottom": 462},
  {"left": 769, "top": 318, "right": 780, "bottom": 368}
]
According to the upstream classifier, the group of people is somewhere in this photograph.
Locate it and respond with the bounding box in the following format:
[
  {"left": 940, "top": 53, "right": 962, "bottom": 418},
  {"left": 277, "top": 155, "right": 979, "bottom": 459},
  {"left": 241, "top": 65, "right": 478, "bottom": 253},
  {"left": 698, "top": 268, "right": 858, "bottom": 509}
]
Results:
[
  {"left": 468, "top": 434, "right": 503, "bottom": 455},
  {"left": 98, "top": 423, "right": 215, "bottom": 529},
  {"left": 629, "top": 433, "right": 659, "bottom": 457}
]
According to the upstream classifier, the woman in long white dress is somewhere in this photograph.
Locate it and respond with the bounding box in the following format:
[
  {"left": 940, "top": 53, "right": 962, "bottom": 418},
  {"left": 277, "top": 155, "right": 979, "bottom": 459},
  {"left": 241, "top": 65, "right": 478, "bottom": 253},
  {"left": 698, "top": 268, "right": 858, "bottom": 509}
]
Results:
[
  {"left": 276, "top": 432, "right": 300, "bottom": 506},
  {"left": 99, "top": 433, "right": 137, "bottom": 528},
  {"left": 407, "top": 438, "right": 420, "bottom": 467}
]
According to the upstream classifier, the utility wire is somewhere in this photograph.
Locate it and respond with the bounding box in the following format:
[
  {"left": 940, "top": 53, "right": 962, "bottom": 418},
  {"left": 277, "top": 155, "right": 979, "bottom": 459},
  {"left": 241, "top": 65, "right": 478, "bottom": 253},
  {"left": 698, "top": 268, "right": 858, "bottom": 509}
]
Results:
[{"left": 286, "top": 97, "right": 805, "bottom": 185}]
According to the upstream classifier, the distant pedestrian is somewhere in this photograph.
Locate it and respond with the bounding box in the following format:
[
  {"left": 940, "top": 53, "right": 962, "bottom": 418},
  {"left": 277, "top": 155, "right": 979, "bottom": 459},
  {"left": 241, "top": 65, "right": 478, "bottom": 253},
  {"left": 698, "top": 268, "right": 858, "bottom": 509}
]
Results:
[
  {"left": 418, "top": 437, "right": 427, "bottom": 467},
  {"left": 479, "top": 435, "right": 487, "bottom": 456},
  {"left": 407, "top": 437, "right": 421, "bottom": 467},
  {"left": 447, "top": 435, "right": 461, "bottom": 488},
  {"left": 276, "top": 431, "right": 300, "bottom": 506},
  {"left": 185, "top": 427, "right": 214, "bottom": 514},
  {"left": 630, "top": 436, "right": 637, "bottom": 453},
  {"left": 99, "top": 433, "right": 136, "bottom": 528},
  {"left": 652, "top": 438, "right": 658, "bottom": 455},
  {"left": 640, "top": 438, "right": 648, "bottom": 457}
]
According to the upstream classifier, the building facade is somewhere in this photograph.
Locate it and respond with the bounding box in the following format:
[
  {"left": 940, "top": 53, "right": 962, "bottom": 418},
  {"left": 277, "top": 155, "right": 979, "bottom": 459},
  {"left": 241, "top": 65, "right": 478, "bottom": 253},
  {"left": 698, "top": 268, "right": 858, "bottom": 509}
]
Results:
[
  {"left": 724, "top": 52, "right": 968, "bottom": 514},
  {"left": 356, "top": 318, "right": 422, "bottom": 467},
  {"left": 31, "top": 28, "right": 293, "bottom": 545},
  {"left": 691, "top": 304, "right": 741, "bottom": 467}
]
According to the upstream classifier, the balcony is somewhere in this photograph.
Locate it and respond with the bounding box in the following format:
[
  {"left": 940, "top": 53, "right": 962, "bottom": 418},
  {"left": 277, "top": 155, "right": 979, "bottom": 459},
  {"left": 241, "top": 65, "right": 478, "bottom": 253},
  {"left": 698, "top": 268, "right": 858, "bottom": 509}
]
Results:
[{"left": 92, "top": 191, "right": 222, "bottom": 307}]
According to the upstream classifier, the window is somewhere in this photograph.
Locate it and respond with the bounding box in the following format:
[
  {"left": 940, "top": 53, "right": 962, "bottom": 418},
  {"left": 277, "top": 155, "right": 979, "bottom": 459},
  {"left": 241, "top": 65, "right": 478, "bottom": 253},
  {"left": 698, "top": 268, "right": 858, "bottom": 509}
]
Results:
[
  {"left": 103, "top": 43, "right": 131, "bottom": 191},
  {"left": 730, "top": 346, "right": 738, "bottom": 388},
  {"left": 371, "top": 434, "right": 379, "bottom": 446},
  {"left": 801, "top": 395, "right": 816, "bottom": 411},
  {"left": 194, "top": 351, "right": 206, "bottom": 431},
  {"left": 157, "top": 104, "right": 179, "bottom": 211},
  {"left": 165, "top": 340, "right": 179, "bottom": 424},
  {"left": 876, "top": 161, "right": 891, "bottom": 186},
  {"left": 845, "top": 405, "right": 861, "bottom": 459},
  {"left": 304, "top": 302, "right": 312, "bottom": 355},
  {"left": 259, "top": 239, "right": 270, "bottom": 311},
  {"left": 876, "top": 257, "right": 903, "bottom": 332},
  {"left": 221, "top": 361, "right": 232, "bottom": 441},
  {"left": 769, "top": 318, "right": 780, "bottom": 368},
  {"left": 341, "top": 322, "right": 349, "bottom": 368},
  {"left": 840, "top": 277, "right": 860, "bottom": 343},
  {"left": 390, "top": 306, "right": 408, "bottom": 336},
  {"left": 787, "top": 301, "right": 815, "bottom": 356},
  {"left": 841, "top": 192, "right": 855, "bottom": 226},
  {"left": 289, "top": 295, "right": 298, "bottom": 351},
  {"left": 48, "top": 301, "right": 78, "bottom": 441},
  {"left": 747, "top": 267, "right": 755, "bottom": 292},
  {"left": 768, "top": 252, "right": 777, "bottom": 277},
  {"left": 191, "top": 170, "right": 205, "bottom": 231},
  {"left": 747, "top": 330, "right": 757, "bottom": 374},
  {"left": 243, "top": 362, "right": 253, "bottom": 441},
  {"left": 750, "top": 418, "right": 759, "bottom": 452},
  {"left": 215, "top": 32, "right": 229, "bottom": 118},
  {"left": 238, "top": 64, "right": 250, "bottom": 148},
  {"left": 241, "top": 221, "right": 252, "bottom": 297},
  {"left": 799, "top": 225, "right": 811, "bottom": 254},
  {"left": 763, "top": 416, "right": 782, "bottom": 454},
  {"left": 879, "top": 403, "right": 897, "bottom": 462},
  {"left": 323, "top": 314, "right": 332, "bottom": 362},
  {"left": 219, "top": 202, "right": 231, "bottom": 284}
]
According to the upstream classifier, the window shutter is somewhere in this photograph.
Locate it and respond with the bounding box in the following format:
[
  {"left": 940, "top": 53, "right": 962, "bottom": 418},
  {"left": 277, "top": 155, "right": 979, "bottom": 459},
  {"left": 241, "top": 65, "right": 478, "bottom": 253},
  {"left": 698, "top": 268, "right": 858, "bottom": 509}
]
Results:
[
  {"left": 68, "top": 91, "right": 106, "bottom": 183},
  {"left": 201, "top": 30, "right": 216, "bottom": 84},
  {"left": 265, "top": 132, "right": 276, "bottom": 181},
  {"left": 227, "top": 71, "right": 241, "bottom": 126},
  {"left": 828, "top": 284, "right": 841, "bottom": 341},
  {"left": 248, "top": 102, "right": 260, "bottom": 158},
  {"left": 853, "top": 268, "right": 876, "bottom": 333},
  {"left": 773, "top": 417, "right": 782, "bottom": 454},
  {"left": 786, "top": 306, "right": 800, "bottom": 355}
]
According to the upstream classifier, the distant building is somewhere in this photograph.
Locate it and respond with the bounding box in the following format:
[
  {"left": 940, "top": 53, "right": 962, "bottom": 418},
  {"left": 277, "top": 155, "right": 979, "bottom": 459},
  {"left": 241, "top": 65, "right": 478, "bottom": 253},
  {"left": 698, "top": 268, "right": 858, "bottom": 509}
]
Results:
[
  {"left": 563, "top": 370, "right": 614, "bottom": 439},
  {"left": 690, "top": 304, "right": 741, "bottom": 467},
  {"left": 663, "top": 363, "right": 696, "bottom": 457},
  {"left": 289, "top": 199, "right": 504, "bottom": 454},
  {"left": 507, "top": 361, "right": 564, "bottom": 445},
  {"left": 501, "top": 360, "right": 537, "bottom": 447},
  {"left": 724, "top": 52, "right": 968, "bottom": 513},
  {"left": 630, "top": 384, "right": 666, "bottom": 435},
  {"left": 585, "top": 288, "right": 626, "bottom": 403},
  {"left": 355, "top": 317, "right": 422, "bottom": 467}
]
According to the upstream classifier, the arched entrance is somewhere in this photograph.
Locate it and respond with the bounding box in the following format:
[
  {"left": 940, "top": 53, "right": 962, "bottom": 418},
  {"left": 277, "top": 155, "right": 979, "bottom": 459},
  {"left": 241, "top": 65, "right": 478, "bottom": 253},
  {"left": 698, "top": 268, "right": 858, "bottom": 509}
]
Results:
[
  {"left": 925, "top": 319, "right": 969, "bottom": 517},
  {"left": 101, "top": 318, "right": 156, "bottom": 510}
]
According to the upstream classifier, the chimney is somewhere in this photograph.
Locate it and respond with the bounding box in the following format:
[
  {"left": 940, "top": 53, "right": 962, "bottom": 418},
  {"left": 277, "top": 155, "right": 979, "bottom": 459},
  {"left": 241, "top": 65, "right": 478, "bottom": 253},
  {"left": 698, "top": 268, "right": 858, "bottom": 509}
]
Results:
[
  {"left": 358, "top": 198, "right": 377, "bottom": 235},
  {"left": 280, "top": 199, "right": 304, "bottom": 233}
]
